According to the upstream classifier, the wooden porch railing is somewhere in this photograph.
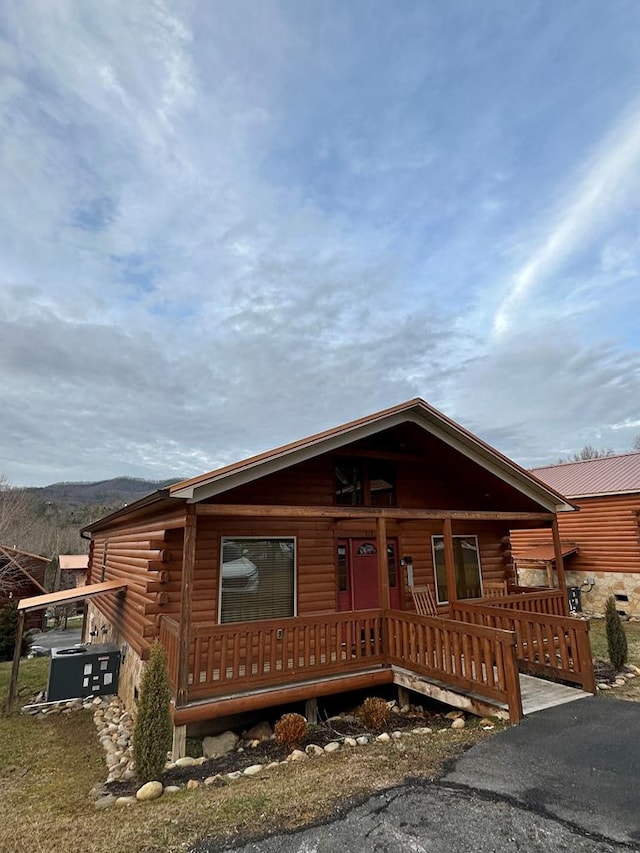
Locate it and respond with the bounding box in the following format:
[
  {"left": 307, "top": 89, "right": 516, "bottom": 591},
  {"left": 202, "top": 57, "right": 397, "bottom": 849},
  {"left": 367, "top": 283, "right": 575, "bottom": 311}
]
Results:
[
  {"left": 385, "top": 610, "right": 522, "bottom": 721},
  {"left": 159, "top": 615, "right": 180, "bottom": 690},
  {"left": 160, "top": 609, "right": 525, "bottom": 722},
  {"left": 451, "top": 601, "right": 596, "bottom": 694},
  {"left": 186, "top": 610, "right": 386, "bottom": 701},
  {"left": 480, "top": 588, "right": 568, "bottom": 616}
]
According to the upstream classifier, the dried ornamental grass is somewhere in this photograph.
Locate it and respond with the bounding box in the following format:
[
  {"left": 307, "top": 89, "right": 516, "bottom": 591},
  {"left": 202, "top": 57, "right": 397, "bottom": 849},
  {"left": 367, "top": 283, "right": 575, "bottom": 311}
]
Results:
[
  {"left": 274, "top": 713, "right": 308, "bottom": 747},
  {"left": 357, "top": 697, "right": 389, "bottom": 730}
]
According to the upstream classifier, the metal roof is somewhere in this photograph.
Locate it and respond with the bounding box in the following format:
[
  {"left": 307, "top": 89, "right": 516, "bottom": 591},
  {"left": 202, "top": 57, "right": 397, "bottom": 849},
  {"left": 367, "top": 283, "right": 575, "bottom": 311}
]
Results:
[{"left": 531, "top": 453, "right": 640, "bottom": 498}]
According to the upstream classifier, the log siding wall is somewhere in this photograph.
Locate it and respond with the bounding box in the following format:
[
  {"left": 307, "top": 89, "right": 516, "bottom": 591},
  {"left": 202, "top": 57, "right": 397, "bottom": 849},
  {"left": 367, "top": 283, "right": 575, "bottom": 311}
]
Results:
[
  {"left": 511, "top": 493, "right": 640, "bottom": 615},
  {"left": 87, "top": 506, "right": 186, "bottom": 658}
]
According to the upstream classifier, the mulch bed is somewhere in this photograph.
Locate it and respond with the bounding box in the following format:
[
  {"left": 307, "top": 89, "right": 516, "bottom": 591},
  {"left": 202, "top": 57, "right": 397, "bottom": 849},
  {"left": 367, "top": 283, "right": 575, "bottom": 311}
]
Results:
[
  {"left": 592, "top": 658, "right": 619, "bottom": 683},
  {"left": 105, "top": 709, "right": 458, "bottom": 797}
]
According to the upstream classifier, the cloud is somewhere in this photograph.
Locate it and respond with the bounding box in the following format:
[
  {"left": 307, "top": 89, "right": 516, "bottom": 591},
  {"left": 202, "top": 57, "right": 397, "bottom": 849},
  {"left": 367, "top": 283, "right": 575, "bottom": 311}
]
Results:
[
  {"left": 493, "top": 103, "right": 640, "bottom": 336},
  {"left": 449, "top": 328, "right": 640, "bottom": 465},
  {"left": 0, "top": 2, "right": 639, "bottom": 486}
]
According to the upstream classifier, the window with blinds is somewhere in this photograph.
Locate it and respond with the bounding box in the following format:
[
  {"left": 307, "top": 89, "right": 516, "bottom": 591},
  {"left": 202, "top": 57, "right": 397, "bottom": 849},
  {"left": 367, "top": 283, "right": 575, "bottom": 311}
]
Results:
[{"left": 219, "top": 537, "right": 296, "bottom": 624}]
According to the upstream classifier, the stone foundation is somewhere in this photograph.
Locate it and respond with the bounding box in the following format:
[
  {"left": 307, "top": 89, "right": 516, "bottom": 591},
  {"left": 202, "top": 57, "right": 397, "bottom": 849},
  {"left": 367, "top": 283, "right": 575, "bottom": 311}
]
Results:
[
  {"left": 516, "top": 567, "right": 552, "bottom": 588},
  {"left": 565, "top": 570, "right": 640, "bottom": 619},
  {"left": 515, "top": 569, "right": 640, "bottom": 618},
  {"left": 85, "top": 602, "right": 145, "bottom": 713}
]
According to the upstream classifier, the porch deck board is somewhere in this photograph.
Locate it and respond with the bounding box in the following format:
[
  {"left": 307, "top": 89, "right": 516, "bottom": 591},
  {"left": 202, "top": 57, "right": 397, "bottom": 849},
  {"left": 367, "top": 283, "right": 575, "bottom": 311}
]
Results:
[{"left": 519, "top": 673, "right": 591, "bottom": 715}]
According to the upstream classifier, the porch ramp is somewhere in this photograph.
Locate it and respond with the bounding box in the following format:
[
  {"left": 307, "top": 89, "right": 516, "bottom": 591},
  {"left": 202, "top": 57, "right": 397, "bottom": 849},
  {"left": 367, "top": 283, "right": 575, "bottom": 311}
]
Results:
[
  {"left": 519, "top": 674, "right": 591, "bottom": 715},
  {"left": 393, "top": 667, "right": 590, "bottom": 720}
]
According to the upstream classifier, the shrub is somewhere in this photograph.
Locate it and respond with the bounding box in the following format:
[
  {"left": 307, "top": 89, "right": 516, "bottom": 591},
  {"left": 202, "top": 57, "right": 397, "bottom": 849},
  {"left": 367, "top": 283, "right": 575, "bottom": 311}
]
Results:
[
  {"left": 357, "top": 696, "right": 389, "bottom": 730},
  {"left": 605, "top": 596, "right": 628, "bottom": 671},
  {"left": 0, "top": 605, "right": 33, "bottom": 662},
  {"left": 132, "top": 640, "right": 173, "bottom": 783},
  {"left": 274, "top": 712, "right": 308, "bottom": 747}
]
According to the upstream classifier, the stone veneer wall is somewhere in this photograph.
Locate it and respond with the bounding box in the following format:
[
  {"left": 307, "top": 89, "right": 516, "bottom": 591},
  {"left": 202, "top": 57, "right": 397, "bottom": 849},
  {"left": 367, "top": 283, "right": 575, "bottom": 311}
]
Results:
[
  {"left": 515, "top": 568, "right": 640, "bottom": 619},
  {"left": 85, "top": 601, "right": 145, "bottom": 714}
]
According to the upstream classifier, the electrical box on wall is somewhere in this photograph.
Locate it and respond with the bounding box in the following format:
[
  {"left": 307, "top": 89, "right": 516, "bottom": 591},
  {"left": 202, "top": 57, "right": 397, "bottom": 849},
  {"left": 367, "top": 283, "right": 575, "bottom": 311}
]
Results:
[{"left": 47, "top": 643, "right": 120, "bottom": 702}]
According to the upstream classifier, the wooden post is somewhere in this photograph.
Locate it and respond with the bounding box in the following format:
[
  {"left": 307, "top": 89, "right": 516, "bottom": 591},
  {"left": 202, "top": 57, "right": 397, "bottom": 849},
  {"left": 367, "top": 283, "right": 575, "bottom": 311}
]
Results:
[
  {"left": 176, "top": 504, "right": 196, "bottom": 707},
  {"left": 504, "top": 638, "right": 523, "bottom": 724},
  {"left": 377, "top": 516, "right": 390, "bottom": 610},
  {"left": 443, "top": 518, "right": 457, "bottom": 604},
  {"left": 545, "top": 561, "right": 554, "bottom": 589},
  {"left": 172, "top": 724, "right": 187, "bottom": 761},
  {"left": 397, "top": 685, "right": 410, "bottom": 709},
  {"left": 577, "top": 623, "right": 597, "bottom": 694},
  {"left": 551, "top": 517, "right": 569, "bottom": 616},
  {"left": 305, "top": 697, "right": 318, "bottom": 724},
  {"left": 7, "top": 609, "right": 26, "bottom": 710}
]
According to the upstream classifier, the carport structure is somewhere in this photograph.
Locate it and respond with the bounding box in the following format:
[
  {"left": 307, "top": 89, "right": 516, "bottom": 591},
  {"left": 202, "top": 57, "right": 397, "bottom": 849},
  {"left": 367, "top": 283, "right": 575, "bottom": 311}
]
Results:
[{"left": 7, "top": 579, "right": 127, "bottom": 708}]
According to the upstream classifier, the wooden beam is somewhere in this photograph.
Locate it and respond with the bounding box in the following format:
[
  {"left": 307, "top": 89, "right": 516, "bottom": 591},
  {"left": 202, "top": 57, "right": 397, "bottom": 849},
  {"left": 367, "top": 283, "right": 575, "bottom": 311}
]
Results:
[
  {"left": 176, "top": 505, "right": 196, "bottom": 707},
  {"left": 392, "top": 668, "right": 510, "bottom": 722},
  {"left": 172, "top": 668, "right": 394, "bottom": 725},
  {"left": 196, "top": 504, "right": 555, "bottom": 523},
  {"left": 443, "top": 518, "right": 457, "bottom": 603},
  {"left": 7, "top": 610, "right": 25, "bottom": 710},
  {"left": 18, "top": 579, "right": 127, "bottom": 612},
  {"left": 377, "top": 516, "right": 390, "bottom": 610},
  {"left": 551, "top": 517, "right": 569, "bottom": 615}
]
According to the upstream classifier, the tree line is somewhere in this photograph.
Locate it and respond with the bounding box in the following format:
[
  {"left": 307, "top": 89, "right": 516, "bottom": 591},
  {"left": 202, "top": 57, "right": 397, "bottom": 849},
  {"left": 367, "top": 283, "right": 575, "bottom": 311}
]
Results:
[{"left": 557, "top": 435, "right": 640, "bottom": 464}]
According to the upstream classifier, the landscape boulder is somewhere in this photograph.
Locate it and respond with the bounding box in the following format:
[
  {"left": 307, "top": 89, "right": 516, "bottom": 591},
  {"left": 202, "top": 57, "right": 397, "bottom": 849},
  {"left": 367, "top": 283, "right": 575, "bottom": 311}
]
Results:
[
  {"left": 203, "top": 731, "right": 239, "bottom": 758},
  {"left": 136, "top": 781, "right": 163, "bottom": 802}
]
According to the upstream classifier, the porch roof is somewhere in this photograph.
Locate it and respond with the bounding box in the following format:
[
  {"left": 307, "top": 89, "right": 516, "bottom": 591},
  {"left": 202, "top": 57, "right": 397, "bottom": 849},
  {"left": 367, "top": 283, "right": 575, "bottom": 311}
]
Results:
[{"left": 515, "top": 543, "right": 578, "bottom": 564}]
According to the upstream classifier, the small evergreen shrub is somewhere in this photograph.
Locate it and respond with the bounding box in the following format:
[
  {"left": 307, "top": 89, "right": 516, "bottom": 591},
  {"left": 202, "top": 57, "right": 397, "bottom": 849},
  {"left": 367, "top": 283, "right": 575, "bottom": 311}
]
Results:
[
  {"left": 605, "top": 596, "right": 628, "bottom": 672},
  {"left": 132, "top": 641, "right": 173, "bottom": 783},
  {"left": 274, "top": 712, "right": 308, "bottom": 747},
  {"left": 0, "top": 605, "right": 33, "bottom": 662},
  {"left": 357, "top": 696, "right": 389, "bottom": 730}
]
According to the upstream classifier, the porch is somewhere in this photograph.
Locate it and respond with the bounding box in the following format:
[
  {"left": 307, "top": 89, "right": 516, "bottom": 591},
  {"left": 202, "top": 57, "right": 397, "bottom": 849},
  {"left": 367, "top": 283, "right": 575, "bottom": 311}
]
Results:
[{"left": 159, "top": 588, "right": 596, "bottom": 727}]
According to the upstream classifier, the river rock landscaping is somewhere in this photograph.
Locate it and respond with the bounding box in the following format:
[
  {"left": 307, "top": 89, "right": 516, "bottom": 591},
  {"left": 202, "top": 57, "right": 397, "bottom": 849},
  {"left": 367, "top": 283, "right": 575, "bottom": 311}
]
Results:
[{"left": 83, "top": 696, "right": 498, "bottom": 806}]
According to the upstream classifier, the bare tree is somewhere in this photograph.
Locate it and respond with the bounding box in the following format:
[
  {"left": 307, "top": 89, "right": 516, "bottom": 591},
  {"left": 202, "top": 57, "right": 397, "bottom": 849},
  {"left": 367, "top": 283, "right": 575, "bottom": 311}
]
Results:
[
  {"left": 557, "top": 446, "right": 615, "bottom": 464},
  {"left": 633, "top": 435, "right": 640, "bottom": 453},
  {"left": 0, "top": 474, "right": 32, "bottom": 545},
  {"left": 0, "top": 475, "right": 41, "bottom": 595}
]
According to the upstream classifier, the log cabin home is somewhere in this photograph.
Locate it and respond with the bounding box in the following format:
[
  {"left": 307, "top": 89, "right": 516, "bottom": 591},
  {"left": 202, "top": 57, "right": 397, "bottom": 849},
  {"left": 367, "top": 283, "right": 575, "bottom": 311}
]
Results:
[
  {"left": 511, "top": 453, "right": 640, "bottom": 617},
  {"left": 12, "top": 399, "right": 597, "bottom": 750}
]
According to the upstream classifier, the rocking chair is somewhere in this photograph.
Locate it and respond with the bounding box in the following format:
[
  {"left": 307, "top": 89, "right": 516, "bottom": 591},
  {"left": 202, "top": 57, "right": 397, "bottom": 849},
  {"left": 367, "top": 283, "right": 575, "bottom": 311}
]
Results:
[{"left": 410, "top": 585, "right": 438, "bottom": 617}]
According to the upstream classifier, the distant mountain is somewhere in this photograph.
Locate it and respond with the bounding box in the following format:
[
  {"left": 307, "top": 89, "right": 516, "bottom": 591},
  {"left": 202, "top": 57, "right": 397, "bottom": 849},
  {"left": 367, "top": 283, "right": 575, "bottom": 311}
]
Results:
[{"left": 26, "top": 476, "right": 183, "bottom": 507}]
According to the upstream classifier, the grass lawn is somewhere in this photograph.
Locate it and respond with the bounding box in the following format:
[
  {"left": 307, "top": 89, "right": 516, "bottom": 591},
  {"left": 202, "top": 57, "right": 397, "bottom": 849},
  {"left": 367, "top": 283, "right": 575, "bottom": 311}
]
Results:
[
  {"left": 589, "top": 616, "right": 640, "bottom": 701},
  {"left": 0, "top": 658, "right": 498, "bottom": 853}
]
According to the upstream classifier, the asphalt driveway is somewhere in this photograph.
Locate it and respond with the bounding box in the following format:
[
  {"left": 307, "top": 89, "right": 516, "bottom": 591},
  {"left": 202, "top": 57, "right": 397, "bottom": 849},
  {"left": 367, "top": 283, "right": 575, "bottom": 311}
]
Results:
[
  {"left": 193, "top": 697, "right": 640, "bottom": 852},
  {"left": 30, "top": 627, "right": 82, "bottom": 651},
  {"left": 445, "top": 696, "right": 640, "bottom": 845}
]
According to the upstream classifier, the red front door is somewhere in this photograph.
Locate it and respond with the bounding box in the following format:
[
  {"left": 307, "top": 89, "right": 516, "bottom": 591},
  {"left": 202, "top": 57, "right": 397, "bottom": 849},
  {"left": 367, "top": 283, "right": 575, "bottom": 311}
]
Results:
[{"left": 337, "top": 538, "right": 401, "bottom": 611}]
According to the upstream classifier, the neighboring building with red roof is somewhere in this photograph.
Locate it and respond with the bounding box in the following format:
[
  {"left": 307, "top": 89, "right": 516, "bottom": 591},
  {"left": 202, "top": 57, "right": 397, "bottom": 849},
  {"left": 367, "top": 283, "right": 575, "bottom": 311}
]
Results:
[
  {"left": 57, "top": 554, "right": 89, "bottom": 589},
  {"left": 511, "top": 453, "right": 640, "bottom": 617}
]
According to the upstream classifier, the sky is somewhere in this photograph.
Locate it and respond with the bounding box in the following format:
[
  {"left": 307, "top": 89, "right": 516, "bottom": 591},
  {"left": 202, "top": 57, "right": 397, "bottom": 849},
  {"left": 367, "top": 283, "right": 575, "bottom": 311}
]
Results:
[{"left": 1, "top": 0, "right": 639, "bottom": 487}]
